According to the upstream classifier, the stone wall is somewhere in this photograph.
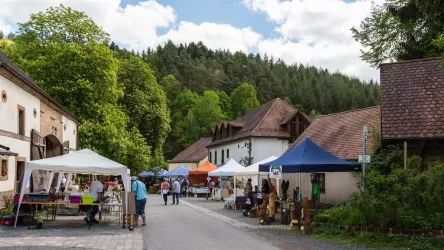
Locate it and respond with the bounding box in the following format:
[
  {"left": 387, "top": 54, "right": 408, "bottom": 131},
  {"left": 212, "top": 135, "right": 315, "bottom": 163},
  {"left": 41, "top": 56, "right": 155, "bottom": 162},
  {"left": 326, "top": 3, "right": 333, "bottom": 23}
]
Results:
[{"left": 39, "top": 101, "right": 63, "bottom": 144}]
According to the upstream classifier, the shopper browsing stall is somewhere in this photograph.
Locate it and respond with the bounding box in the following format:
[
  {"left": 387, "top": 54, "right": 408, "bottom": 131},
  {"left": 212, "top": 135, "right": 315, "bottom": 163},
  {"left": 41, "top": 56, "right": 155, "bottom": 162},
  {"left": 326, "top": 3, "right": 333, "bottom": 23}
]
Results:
[{"left": 131, "top": 176, "right": 147, "bottom": 226}]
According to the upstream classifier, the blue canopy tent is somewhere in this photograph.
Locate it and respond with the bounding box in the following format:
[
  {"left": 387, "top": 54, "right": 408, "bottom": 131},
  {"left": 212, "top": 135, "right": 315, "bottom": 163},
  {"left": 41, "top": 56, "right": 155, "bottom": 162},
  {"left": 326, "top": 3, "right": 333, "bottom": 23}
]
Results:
[
  {"left": 259, "top": 138, "right": 360, "bottom": 208},
  {"left": 162, "top": 165, "right": 190, "bottom": 178},
  {"left": 138, "top": 171, "right": 155, "bottom": 177},
  {"left": 259, "top": 138, "right": 360, "bottom": 172}
]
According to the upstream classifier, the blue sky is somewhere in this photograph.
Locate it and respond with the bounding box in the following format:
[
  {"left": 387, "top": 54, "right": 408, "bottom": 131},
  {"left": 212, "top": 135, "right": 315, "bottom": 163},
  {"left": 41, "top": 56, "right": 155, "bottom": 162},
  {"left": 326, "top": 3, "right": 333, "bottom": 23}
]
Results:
[{"left": 123, "top": 0, "right": 280, "bottom": 38}]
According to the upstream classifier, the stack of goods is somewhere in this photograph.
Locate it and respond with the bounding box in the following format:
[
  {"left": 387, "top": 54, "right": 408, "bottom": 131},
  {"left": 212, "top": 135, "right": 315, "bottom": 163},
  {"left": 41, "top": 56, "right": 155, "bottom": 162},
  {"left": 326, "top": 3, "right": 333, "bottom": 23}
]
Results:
[
  {"left": 51, "top": 192, "right": 66, "bottom": 202},
  {"left": 82, "top": 195, "right": 94, "bottom": 204},
  {"left": 26, "top": 193, "right": 51, "bottom": 202},
  {"left": 69, "top": 194, "right": 82, "bottom": 203}
]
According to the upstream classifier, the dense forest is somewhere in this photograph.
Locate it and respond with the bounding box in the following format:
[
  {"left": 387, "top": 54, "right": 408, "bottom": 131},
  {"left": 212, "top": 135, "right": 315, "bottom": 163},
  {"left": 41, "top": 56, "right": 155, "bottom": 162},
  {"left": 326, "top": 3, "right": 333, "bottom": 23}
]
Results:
[
  {"left": 0, "top": 5, "right": 380, "bottom": 172},
  {"left": 111, "top": 41, "right": 380, "bottom": 159}
]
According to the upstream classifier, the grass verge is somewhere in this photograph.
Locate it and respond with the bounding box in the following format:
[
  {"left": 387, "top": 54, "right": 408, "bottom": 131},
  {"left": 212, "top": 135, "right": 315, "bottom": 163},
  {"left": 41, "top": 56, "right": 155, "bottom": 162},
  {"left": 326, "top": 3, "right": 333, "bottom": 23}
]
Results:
[{"left": 311, "top": 226, "right": 444, "bottom": 250}]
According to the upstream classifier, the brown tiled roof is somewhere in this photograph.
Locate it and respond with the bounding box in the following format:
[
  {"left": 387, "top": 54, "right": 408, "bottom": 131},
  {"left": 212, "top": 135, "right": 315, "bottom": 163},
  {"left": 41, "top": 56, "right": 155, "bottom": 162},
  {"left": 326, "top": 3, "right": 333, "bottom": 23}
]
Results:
[
  {"left": 208, "top": 98, "right": 310, "bottom": 146},
  {"left": 381, "top": 58, "right": 444, "bottom": 139},
  {"left": 0, "top": 50, "right": 79, "bottom": 122},
  {"left": 169, "top": 138, "right": 211, "bottom": 162},
  {"left": 288, "top": 106, "right": 381, "bottom": 160}
]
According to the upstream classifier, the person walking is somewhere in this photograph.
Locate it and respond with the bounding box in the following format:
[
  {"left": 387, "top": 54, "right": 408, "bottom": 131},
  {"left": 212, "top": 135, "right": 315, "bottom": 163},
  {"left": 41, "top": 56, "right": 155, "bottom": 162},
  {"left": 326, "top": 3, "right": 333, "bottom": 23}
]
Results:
[
  {"left": 60, "top": 175, "right": 66, "bottom": 192},
  {"left": 172, "top": 178, "right": 181, "bottom": 205},
  {"left": 131, "top": 176, "right": 147, "bottom": 226},
  {"left": 181, "top": 178, "right": 189, "bottom": 197},
  {"left": 245, "top": 178, "right": 254, "bottom": 206},
  {"left": 161, "top": 179, "right": 169, "bottom": 205}
]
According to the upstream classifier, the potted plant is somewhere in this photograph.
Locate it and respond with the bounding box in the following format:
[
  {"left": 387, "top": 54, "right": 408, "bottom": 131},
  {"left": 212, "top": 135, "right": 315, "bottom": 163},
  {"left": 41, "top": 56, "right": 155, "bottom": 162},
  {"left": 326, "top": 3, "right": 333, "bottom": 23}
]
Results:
[{"left": 0, "top": 195, "right": 15, "bottom": 226}]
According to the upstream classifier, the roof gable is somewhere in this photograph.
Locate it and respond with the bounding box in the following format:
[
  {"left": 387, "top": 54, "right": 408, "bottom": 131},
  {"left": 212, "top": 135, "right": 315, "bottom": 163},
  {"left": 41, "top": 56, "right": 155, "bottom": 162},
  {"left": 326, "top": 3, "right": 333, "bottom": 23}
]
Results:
[
  {"left": 208, "top": 98, "right": 310, "bottom": 146},
  {"left": 288, "top": 106, "right": 381, "bottom": 160},
  {"left": 381, "top": 58, "right": 444, "bottom": 139},
  {"left": 170, "top": 137, "right": 211, "bottom": 162}
]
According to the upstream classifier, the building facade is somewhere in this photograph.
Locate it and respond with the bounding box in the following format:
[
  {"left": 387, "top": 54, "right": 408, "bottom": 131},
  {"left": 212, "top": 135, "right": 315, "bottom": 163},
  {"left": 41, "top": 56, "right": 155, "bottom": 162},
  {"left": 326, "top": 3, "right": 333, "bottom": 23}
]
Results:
[
  {"left": 380, "top": 58, "right": 444, "bottom": 166},
  {"left": 168, "top": 137, "right": 211, "bottom": 171},
  {"left": 288, "top": 106, "right": 381, "bottom": 205},
  {"left": 0, "top": 51, "right": 79, "bottom": 205},
  {"left": 207, "top": 98, "right": 311, "bottom": 166}
]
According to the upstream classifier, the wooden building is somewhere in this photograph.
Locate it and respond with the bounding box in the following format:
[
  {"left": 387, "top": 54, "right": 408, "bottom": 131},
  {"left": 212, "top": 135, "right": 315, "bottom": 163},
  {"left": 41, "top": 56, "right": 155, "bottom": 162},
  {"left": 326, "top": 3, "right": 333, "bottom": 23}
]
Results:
[{"left": 381, "top": 58, "right": 444, "bottom": 166}]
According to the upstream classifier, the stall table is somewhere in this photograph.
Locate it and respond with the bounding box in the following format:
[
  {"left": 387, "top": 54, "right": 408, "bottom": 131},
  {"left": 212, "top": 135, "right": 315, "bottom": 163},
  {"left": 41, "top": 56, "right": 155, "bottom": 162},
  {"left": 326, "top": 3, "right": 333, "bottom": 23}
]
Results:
[{"left": 21, "top": 201, "right": 103, "bottom": 230}]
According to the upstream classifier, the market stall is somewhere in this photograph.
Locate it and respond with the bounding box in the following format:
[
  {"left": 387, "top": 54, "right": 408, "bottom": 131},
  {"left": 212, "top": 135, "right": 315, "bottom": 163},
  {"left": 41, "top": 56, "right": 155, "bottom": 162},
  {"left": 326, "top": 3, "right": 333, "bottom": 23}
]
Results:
[
  {"left": 188, "top": 161, "right": 217, "bottom": 185},
  {"left": 162, "top": 165, "right": 190, "bottom": 178},
  {"left": 259, "top": 138, "right": 360, "bottom": 208},
  {"left": 14, "top": 149, "right": 131, "bottom": 229},
  {"left": 232, "top": 156, "right": 276, "bottom": 207},
  {"left": 188, "top": 161, "right": 217, "bottom": 197},
  {"left": 208, "top": 158, "right": 244, "bottom": 200}
]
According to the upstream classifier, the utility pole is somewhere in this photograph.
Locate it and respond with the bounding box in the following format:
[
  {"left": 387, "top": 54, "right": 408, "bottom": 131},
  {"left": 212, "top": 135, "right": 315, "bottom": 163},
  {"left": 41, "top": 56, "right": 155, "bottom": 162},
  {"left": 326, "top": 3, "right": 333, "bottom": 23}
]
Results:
[{"left": 362, "top": 126, "right": 367, "bottom": 191}]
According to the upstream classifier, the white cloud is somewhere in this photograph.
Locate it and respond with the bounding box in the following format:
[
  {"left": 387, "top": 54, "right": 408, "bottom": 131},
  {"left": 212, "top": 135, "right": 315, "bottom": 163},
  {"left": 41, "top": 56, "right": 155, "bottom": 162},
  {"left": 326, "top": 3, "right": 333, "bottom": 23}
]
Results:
[
  {"left": 243, "top": 0, "right": 382, "bottom": 81},
  {"left": 0, "top": 0, "right": 260, "bottom": 53},
  {"left": 0, "top": 0, "right": 380, "bottom": 81},
  {"left": 159, "top": 22, "right": 262, "bottom": 53}
]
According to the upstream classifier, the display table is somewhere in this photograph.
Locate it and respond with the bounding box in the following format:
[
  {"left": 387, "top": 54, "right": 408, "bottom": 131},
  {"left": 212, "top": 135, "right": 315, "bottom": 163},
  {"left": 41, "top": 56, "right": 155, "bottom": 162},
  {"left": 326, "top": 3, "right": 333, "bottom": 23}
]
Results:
[
  {"left": 189, "top": 187, "right": 210, "bottom": 197},
  {"left": 212, "top": 188, "right": 231, "bottom": 201},
  {"left": 21, "top": 201, "right": 103, "bottom": 230}
]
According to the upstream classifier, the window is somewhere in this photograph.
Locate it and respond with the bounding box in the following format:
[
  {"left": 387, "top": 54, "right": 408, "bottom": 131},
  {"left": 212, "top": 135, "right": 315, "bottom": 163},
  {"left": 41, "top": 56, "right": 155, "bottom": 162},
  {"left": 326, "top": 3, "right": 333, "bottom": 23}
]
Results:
[
  {"left": 315, "top": 173, "right": 325, "bottom": 193},
  {"left": 0, "top": 159, "right": 8, "bottom": 181},
  {"left": 221, "top": 150, "right": 225, "bottom": 164},
  {"left": 18, "top": 106, "right": 25, "bottom": 136},
  {"left": 227, "top": 149, "right": 230, "bottom": 159},
  {"left": 215, "top": 151, "right": 218, "bottom": 165},
  {"left": 290, "top": 121, "right": 296, "bottom": 143},
  {"left": 299, "top": 123, "right": 305, "bottom": 135},
  {"left": 209, "top": 152, "right": 212, "bottom": 163}
]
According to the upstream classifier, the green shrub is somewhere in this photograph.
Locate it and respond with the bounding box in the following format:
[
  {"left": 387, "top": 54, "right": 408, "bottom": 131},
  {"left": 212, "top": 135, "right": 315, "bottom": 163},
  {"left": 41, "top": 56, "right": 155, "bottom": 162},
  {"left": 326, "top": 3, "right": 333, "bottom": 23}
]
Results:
[{"left": 316, "top": 147, "right": 444, "bottom": 231}]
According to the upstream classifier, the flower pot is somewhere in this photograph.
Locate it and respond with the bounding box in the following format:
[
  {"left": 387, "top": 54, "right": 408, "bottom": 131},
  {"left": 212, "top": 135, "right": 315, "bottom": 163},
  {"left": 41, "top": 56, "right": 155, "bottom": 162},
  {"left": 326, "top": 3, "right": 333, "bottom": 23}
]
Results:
[{"left": 0, "top": 216, "right": 15, "bottom": 226}]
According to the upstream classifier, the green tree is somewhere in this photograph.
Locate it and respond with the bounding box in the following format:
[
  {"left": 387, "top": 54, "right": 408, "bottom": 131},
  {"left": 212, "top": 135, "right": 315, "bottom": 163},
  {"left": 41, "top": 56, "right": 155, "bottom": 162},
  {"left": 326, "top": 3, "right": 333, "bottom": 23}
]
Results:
[
  {"left": 352, "top": 0, "right": 444, "bottom": 67},
  {"left": 230, "top": 82, "right": 260, "bottom": 118},
  {"left": 216, "top": 90, "right": 232, "bottom": 119},
  {"left": 5, "top": 5, "right": 152, "bottom": 172},
  {"left": 118, "top": 56, "right": 170, "bottom": 168},
  {"left": 159, "top": 74, "right": 181, "bottom": 107},
  {"left": 183, "top": 91, "right": 225, "bottom": 144},
  {"left": 163, "top": 89, "right": 199, "bottom": 159},
  {"left": 0, "top": 31, "right": 4, "bottom": 39}
]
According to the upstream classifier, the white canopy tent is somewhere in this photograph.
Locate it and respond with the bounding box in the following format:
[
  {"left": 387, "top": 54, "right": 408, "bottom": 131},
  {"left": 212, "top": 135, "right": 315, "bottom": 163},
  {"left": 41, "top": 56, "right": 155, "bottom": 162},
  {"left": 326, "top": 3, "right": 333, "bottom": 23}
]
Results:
[
  {"left": 208, "top": 158, "right": 244, "bottom": 177},
  {"left": 234, "top": 156, "right": 276, "bottom": 194},
  {"left": 14, "top": 149, "right": 131, "bottom": 228}
]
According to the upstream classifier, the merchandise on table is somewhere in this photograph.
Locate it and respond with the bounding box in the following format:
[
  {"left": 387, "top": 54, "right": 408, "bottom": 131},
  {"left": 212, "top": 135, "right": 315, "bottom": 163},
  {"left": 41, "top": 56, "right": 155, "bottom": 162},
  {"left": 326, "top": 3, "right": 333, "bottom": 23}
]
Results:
[
  {"left": 82, "top": 195, "right": 95, "bottom": 204},
  {"left": 26, "top": 193, "right": 51, "bottom": 202}
]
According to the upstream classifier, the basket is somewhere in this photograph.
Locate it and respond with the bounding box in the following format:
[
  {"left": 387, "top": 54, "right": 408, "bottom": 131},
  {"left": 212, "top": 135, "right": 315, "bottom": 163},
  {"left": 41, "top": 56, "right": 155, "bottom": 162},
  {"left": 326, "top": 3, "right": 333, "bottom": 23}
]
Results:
[
  {"left": 27, "top": 193, "right": 51, "bottom": 202},
  {"left": 82, "top": 195, "right": 95, "bottom": 204},
  {"left": 69, "top": 195, "right": 81, "bottom": 204},
  {"left": 51, "top": 192, "right": 66, "bottom": 202}
]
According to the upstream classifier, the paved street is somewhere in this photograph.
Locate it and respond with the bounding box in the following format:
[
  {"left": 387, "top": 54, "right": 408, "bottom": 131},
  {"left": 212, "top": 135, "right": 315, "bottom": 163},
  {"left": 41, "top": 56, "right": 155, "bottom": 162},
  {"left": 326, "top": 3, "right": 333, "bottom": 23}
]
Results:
[
  {"left": 142, "top": 196, "right": 371, "bottom": 250},
  {"left": 142, "top": 195, "right": 278, "bottom": 250},
  {"left": 0, "top": 196, "right": 371, "bottom": 250}
]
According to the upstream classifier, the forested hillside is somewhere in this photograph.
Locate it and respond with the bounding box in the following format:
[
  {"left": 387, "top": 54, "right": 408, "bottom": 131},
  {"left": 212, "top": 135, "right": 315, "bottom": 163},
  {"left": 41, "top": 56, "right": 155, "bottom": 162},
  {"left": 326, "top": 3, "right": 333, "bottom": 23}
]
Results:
[
  {"left": 1, "top": 5, "right": 380, "bottom": 171},
  {"left": 111, "top": 41, "right": 380, "bottom": 159}
]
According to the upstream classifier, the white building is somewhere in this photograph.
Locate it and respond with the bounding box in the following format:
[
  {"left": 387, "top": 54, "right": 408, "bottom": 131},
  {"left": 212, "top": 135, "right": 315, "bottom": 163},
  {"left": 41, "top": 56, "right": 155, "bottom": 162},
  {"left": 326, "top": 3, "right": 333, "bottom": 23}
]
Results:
[
  {"left": 207, "top": 98, "right": 311, "bottom": 166},
  {"left": 0, "top": 51, "right": 79, "bottom": 206}
]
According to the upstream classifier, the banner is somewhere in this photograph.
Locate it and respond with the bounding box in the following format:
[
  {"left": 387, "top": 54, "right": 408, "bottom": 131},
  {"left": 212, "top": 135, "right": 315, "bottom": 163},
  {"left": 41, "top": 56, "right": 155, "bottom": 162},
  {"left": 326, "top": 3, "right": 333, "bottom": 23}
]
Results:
[{"left": 269, "top": 165, "right": 282, "bottom": 179}]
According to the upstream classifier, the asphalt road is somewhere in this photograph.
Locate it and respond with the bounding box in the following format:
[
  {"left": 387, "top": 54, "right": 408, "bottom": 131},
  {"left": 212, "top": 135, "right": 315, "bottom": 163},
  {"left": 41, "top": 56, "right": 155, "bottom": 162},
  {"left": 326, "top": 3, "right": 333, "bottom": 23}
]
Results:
[{"left": 142, "top": 195, "right": 279, "bottom": 250}]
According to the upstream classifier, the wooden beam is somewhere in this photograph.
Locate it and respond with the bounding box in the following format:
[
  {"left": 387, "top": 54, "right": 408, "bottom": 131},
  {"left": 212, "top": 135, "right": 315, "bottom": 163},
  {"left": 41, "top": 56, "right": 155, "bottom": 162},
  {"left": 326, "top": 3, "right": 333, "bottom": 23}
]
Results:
[
  {"left": 404, "top": 141, "right": 408, "bottom": 169},
  {"left": 419, "top": 140, "right": 426, "bottom": 157}
]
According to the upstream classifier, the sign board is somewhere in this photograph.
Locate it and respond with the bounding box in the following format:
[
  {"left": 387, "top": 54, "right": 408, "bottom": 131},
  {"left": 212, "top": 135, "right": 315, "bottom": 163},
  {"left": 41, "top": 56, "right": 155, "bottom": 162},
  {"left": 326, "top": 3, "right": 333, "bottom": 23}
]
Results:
[
  {"left": 358, "top": 155, "right": 371, "bottom": 163},
  {"left": 269, "top": 165, "right": 282, "bottom": 179}
]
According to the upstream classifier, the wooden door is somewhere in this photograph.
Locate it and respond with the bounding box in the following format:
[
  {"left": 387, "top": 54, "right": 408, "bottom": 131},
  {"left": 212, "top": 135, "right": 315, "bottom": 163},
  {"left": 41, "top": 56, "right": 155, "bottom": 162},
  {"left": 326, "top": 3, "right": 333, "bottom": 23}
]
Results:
[{"left": 30, "top": 129, "right": 46, "bottom": 192}]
